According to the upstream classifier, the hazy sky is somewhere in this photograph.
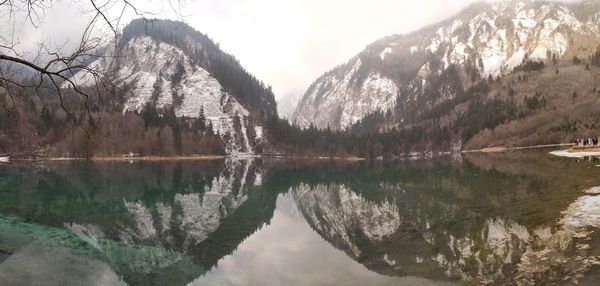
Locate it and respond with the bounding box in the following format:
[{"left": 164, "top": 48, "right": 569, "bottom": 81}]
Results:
[
  {"left": 0, "top": 0, "right": 580, "bottom": 115},
  {"left": 180, "top": 0, "right": 487, "bottom": 115}
]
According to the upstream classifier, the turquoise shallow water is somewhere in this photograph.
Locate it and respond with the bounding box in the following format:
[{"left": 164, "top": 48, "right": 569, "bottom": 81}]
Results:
[{"left": 0, "top": 152, "right": 599, "bottom": 285}]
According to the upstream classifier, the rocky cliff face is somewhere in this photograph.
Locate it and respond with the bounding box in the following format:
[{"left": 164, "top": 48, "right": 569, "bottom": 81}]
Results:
[
  {"left": 69, "top": 19, "right": 277, "bottom": 154},
  {"left": 293, "top": 0, "right": 600, "bottom": 131}
]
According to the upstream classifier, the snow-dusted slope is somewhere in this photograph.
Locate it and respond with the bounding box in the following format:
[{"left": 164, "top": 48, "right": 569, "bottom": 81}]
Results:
[
  {"left": 294, "top": 60, "right": 399, "bottom": 130},
  {"left": 71, "top": 36, "right": 254, "bottom": 154},
  {"left": 67, "top": 20, "right": 276, "bottom": 154},
  {"left": 294, "top": 0, "right": 600, "bottom": 130}
]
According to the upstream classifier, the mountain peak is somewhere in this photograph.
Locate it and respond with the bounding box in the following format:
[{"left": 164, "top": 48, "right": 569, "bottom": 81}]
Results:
[{"left": 68, "top": 19, "right": 276, "bottom": 154}]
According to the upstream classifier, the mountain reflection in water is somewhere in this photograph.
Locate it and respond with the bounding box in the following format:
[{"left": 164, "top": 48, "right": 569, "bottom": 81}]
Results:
[{"left": 0, "top": 151, "right": 599, "bottom": 285}]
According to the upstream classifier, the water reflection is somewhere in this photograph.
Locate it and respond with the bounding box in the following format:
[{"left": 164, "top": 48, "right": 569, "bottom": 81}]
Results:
[
  {"left": 0, "top": 159, "right": 271, "bottom": 285},
  {"left": 0, "top": 152, "right": 599, "bottom": 285},
  {"left": 0, "top": 243, "right": 126, "bottom": 286},
  {"left": 193, "top": 193, "right": 448, "bottom": 286},
  {"left": 286, "top": 153, "right": 600, "bottom": 285}
]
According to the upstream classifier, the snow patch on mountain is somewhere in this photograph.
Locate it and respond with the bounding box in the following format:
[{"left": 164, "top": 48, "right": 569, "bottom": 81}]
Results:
[
  {"left": 380, "top": 43, "right": 396, "bottom": 60},
  {"left": 254, "top": 126, "right": 264, "bottom": 140}
]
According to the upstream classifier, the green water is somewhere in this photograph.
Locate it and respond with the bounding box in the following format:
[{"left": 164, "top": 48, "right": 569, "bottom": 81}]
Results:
[{"left": 0, "top": 151, "right": 599, "bottom": 285}]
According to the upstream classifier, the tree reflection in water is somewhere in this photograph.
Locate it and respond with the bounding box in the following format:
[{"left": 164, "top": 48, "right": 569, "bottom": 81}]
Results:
[{"left": 0, "top": 152, "right": 599, "bottom": 285}]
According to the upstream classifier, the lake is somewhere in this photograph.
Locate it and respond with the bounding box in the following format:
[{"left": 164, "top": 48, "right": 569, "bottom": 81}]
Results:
[{"left": 1, "top": 151, "right": 600, "bottom": 285}]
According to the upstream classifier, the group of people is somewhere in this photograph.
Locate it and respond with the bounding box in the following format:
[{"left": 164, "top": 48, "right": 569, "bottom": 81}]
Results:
[{"left": 574, "top": 137, "right": 599, "bottom": 146}]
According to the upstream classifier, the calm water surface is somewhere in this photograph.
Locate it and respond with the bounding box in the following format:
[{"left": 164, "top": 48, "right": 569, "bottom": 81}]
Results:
[{"left": 1, "top": 152, "right": 600, "bottom": 285}]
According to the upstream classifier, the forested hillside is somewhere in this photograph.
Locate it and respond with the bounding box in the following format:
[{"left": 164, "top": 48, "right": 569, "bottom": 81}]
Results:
[
  {"left": 293, "top": 0, "right": 600, "bottom": 153},
  {"left": 0, "top": 19, "right": 275, "bottom": 157}
]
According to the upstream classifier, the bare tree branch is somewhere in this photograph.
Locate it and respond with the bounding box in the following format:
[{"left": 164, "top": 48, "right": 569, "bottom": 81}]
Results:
[{"left": 0, "top": 0, "right": 185, "bottom": 145}]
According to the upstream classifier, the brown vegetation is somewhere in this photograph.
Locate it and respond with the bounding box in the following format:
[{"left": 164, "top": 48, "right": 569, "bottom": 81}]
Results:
[
  {"left": 0, "top": 95, "right": 224, "bottom": 158},
  {"left": 466, "top": 62, "right": 600, "bottom": 149}
]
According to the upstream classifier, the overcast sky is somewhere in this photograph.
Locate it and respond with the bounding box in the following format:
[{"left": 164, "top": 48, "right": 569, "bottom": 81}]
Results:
[
  {"left": 0, "top": 0, "right": 580, "bottom": 115},
  {"left": 181, "top": 0, "right": 487, "bottom": 115}
]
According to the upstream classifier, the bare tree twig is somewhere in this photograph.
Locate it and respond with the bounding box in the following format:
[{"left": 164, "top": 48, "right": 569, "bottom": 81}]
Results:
[{"left": 0, "top": 0, "right": 184, "bottom": 141}]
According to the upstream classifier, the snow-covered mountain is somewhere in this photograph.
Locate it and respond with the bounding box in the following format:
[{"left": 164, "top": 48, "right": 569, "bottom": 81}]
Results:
[
  {"left": 293, "top": 0, "right": 600, "bottom": 130},
  {"left": 68, "top": 19, "right": 277, "bottom": 154}
]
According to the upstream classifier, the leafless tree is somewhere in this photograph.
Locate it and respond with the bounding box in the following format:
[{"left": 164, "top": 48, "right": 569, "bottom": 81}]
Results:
[
  {"left": 0, "top": 0, "right": 181, "bottom": 120},
  {"left": 0, "top": 0, "right": 186, "bottom": 156}
]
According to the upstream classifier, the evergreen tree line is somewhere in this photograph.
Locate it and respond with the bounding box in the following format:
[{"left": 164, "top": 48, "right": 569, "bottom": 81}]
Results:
[
  {"left": 138, "top": 103, "right": 223, "bottom": 155},
  {"left": 139, "top": 103, "right": 213, "bottom": 134},
  {"left": 513, "top": 60, "right": 545, "bottom": 72},
  {"left": 265, "top": 115, "right": 453, "bottom": 158}
]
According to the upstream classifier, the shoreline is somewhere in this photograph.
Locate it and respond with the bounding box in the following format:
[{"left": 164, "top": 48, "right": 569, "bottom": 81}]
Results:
[
  {"left": 9, "top": 154, "right": 369, "bottom": 162},
  {"left": 6, "top": 143, "right": 589, "bottom": 162},
  {"left": 463, "top": 143, "right": 600, "bottom": 159},
  {"left": 89, "top": 155, "right": 228, "bottom": 161},
  {"left": 463, "top": 143, "right": 575, "bottom": 153},
  {"left": 28, "top": 155, "right": 228, "bottom": 162}
]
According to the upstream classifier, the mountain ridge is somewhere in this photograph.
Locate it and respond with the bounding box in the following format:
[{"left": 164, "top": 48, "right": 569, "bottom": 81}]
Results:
[
  {"left": 293, "top": 0, "right": 600, "bottom": 140},
  {"left": 68, "top": 19, "right": 276, "bottom": 154}
]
